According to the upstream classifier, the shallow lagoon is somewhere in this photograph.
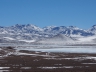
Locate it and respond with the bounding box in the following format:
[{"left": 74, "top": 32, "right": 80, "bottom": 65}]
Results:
[{"left": 16, "top": 46, "right": 96, "bottom": 53}]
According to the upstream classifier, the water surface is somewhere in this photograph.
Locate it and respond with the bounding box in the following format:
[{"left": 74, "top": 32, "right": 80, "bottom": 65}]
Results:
[{"left": 16, "top": 46, "right": 96, "bottom": 53}]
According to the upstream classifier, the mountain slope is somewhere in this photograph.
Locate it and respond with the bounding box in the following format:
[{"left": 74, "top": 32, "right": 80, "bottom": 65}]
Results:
[
  {"left": 0, "top": 24, "right": 96, "bottom": 43},
  {"left": 38, "top": 34, "right": 75, "bottom": 44},
  {"left": 43, "top": 26, "right": 94, "bottom": 37}
]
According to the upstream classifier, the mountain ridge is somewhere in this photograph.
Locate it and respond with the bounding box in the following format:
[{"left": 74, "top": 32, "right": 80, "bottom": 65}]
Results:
[{"left": 0, "top": 24, "right": 96, "bottom": 44}]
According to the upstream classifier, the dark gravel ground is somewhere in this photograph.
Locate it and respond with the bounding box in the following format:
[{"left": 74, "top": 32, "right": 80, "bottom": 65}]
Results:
[
  {"left": 0, "top": 46, "right": 96, "bottom": 72},
  {"left": 0, "top": 48, "right": 96, "bottom": 72}
]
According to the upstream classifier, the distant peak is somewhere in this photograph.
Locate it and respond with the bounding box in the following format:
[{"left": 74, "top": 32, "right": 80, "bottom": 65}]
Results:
[
  {"left": 0, "top": 26, "right": 4, "bottom": 28},
  {"left": 15, "top": 24, "right": 20, "bottom": 26},
  {"left": 26, "top": 24, "right": 37, "bottom": 26},
  {"left": 14, "top": 24, "right": 38, "bottom": 27},
  {"left": 92, "top": 25, "right": 96, "bottom": 28},
  {"left": 15, "top": 24, "right": 24, "bottom": 26}
]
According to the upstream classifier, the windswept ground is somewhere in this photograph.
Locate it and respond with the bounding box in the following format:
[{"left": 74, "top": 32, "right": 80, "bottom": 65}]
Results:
[{"left": 0, "top": 45, "right": 96, "bottom": 72}]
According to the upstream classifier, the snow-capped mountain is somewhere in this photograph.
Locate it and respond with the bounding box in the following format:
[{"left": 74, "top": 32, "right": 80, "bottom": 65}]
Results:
[
  {"left": 89, "top": 25, "right": 96, "bottom": 34},
  {"left": 43, "top": 26, "right": 94, "bottom": 37},
  {"left": 0, "top": 24, "right": 96, "bottom": 43}
]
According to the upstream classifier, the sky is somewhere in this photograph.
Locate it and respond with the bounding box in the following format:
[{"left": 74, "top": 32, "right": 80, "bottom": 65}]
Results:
[{"left": 0, "top": 0, "right": 96, "bottom": 29}]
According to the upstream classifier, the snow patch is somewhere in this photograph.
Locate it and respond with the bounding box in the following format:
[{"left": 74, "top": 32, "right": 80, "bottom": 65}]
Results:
[
  {"left": 0, "top": 67, "right": 10, "bottom": 69},
  {"left": 82, "top": 63, "right": 96, "bottom": 64},
  {"left": 21, "top": 67, "right": 31, "bottom": 69},
  {"left": 77, "top": 35, "right": 96, "bottom": 42},
  {"left": 37, "top": 66, "right": 74, "bottom": 69},
  {"left": 19, "top": 40, "right": 35, "bottom": 42},
  {"left": 3, "top": 37, "right": 15, "bottom": 40}
]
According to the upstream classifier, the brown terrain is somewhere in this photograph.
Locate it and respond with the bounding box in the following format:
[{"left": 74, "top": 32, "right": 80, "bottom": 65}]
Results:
[{"left": 0, "top": 46, "right": 96, "bottom": 72}]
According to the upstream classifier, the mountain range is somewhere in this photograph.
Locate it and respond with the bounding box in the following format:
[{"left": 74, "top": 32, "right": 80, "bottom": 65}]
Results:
[{"left": 0, "top": 24, "right": 96, "bottom": 44}]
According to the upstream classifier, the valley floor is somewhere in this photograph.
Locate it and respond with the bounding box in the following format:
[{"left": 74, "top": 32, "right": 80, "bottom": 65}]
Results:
[{"left": 0, "top": 45, "right": 96, "bottom": 72}]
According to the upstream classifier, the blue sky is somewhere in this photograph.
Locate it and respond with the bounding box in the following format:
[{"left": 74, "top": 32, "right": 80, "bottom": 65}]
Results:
[{"left": 0, "top": 0, "right": 96, "bottom": 29}]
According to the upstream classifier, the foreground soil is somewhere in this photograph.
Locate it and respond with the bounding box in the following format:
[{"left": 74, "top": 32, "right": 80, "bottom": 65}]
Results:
[{"left": 0, "top": 47, "right": 96, "bottom": 72}]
